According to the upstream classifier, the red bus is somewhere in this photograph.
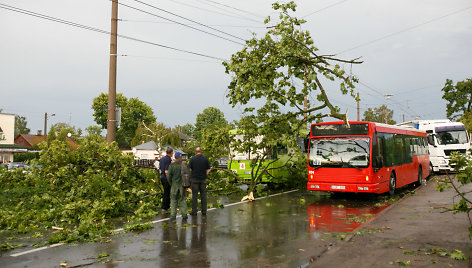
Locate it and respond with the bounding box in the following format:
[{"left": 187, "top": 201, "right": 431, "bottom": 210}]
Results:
[{"left": 307, "top": 121, "right": 430, "bottom": 195}]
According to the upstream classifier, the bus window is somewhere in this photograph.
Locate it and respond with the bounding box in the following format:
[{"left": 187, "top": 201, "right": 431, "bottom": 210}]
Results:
[
  {"left": 309, "top": 138, "right": 370, "bottom": 168},
  {"left": 372, "top": 132, "right": 383, "bottom": 169}
]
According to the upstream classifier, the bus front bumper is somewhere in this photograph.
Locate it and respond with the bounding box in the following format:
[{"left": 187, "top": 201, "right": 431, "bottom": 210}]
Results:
[{"left": 307, "top": 181, "right": 383, "bottom": 193}]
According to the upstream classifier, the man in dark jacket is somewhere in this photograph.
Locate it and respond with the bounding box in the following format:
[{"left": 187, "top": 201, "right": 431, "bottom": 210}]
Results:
[
  {"left": 159, "top": 147, "right": 173, "bottom": 213},
  {"left": 188, "top": 147, "right": 211, "bottom": 216}
]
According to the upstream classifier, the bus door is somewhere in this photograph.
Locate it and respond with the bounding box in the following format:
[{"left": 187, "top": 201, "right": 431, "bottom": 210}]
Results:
[{"left": 372, "top": 132, "right": 391, "bottom": 193}]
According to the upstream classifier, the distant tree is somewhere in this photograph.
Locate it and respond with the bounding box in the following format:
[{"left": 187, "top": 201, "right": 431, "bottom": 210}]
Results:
[
  {"left": 92, "top": 93, "right": 156, "bottom": 147},
  {"left": 194, "top": 107, "right": 228, "bottom": 141},
  {"left": 14, "top": 115, "right": 30, "bottom": 137},
  {"left": 362, "top": 105, "right": 396, "bottom": 124},
  {"left": 177, "top": 123, "right": 195, "bottom": 138},
  {"left": 48, "top": 123, "right": 81, "bottom": 141},
  {"left": 131, "top": 122, "right": 181, "bottom": 149},
  {"left": 85, "top": 126, "right": 103, "bottom": 137},
  {"left": 200, "top": 124, "right": 233, "bottom": 165},
  {"left": 442, "top": 78, "right": 472, "bottom": 131}
]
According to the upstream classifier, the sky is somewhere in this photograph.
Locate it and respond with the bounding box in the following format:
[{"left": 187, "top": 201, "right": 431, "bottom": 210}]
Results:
[{"left": 0, "top": 0, "right": 471, "bottom": 135}]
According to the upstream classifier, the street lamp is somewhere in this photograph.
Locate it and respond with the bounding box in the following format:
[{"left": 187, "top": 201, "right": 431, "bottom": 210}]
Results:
[{"left": 44, "top": 112, "right": 55, "bottom": 136}]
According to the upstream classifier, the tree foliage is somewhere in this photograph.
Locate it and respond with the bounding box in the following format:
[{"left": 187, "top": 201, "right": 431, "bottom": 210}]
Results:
[
  {"left": 201, "top": 124, "right": 233, "bottom": 165},
  {"left": 84, "top": 125, "right": 103, "bottom": 136},
  {"left": 362, "top": 105, "right": 396, "bottom": 124},
  {"left": 177, "top": 123, "right": 195, "bottom": 139},
  {"left": 0, "top": 134, "right": 161, "bottom": 243},
  {"left": 436, "top": 151, "right": 472, "bottom": 239},
  {"left": 130, "top": 122, "right": 181, "bottom": 149},
  {"left": 14, "top": 115, "right": 30, "bottom": 137},
  {"left": 442, "top": 78, "right": 472, "bottom": 130},
  {"left": 194, "top": 107, "right": 228, "bottom": 141},
  {"left": 91, "top": 93, "right": 156, "bottom": 147},
  {"left": 222, "top": 2, "right": 360, "bottom": 193},
  {"left": 48, "top": 122, "right": 82, "bottom": 141}
]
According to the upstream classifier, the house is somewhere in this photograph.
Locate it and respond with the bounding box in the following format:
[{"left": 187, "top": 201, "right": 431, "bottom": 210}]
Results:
[
  {"left": 15, "top": 134, "right": 79, "bottom": 150},
  {"left": 132, "top": 140, "right": 159, "bottom": 160},
  {"left": 0, "top": 113, "right": 16, "bottom": 163},
  {"left": 131, "top": 140, "right": 184, "bottom": 160}
]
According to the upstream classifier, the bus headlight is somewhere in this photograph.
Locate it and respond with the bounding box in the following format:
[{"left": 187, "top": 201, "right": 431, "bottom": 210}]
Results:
[{"left": 366, "top": 176, "right": 369, "bottom": 181}]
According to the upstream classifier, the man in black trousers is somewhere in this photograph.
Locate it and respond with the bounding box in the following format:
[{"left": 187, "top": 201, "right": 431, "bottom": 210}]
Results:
[
  {"left": 188, "top": 147, "right": 211, "bottom": 216},
  {"left": 159, "top": 147, "right": 173, "bottom": 213}
]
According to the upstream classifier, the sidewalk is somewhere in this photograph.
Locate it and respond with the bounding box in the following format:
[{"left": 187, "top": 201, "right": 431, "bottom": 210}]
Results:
[{"left": 310, "top": 176, "right": 472, "bottom": 267}]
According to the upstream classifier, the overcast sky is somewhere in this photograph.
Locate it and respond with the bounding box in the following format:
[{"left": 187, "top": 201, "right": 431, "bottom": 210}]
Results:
[{"left": 1, "top": 0, "right": 471, "bottom": 134}]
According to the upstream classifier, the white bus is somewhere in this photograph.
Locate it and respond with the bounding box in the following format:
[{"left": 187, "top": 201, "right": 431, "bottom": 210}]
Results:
[{"left": 398, "top": 120, "right": 470, "bottom": 173}]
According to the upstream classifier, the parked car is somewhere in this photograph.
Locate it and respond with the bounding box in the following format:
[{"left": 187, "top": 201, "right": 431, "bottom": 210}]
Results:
[{"left": 7, "top": 162, "right": 30, "bottom": 171}]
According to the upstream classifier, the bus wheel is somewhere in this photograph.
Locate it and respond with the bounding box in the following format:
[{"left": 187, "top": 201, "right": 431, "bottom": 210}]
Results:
[
  {"left": 389, "top": 172, "right": 396, "bottom": 196},
  {"left": 429, "top": 162, "right": 434, "bottom": 177},
  {"left": 416, "top": 167, "right": 423, "bottom": 187}
]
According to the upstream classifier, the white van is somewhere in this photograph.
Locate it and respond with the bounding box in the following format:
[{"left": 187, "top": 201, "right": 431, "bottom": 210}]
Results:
[{"left": 398, "top": 119, "right": 470, "bottom": 173}]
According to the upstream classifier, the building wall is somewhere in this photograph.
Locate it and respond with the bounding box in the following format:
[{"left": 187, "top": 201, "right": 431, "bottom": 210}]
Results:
[
  {"left": 135, "top": 149, "right": 160, "bottom": 160},
  {"left": 0, "top": 153, "right": 13, "bottom": 163},
  {"left": 0, "top": 113, "right": 15, "bottom": 145},
  {"left": 15, "top": 135, "right": 30, "bottom": 147}
]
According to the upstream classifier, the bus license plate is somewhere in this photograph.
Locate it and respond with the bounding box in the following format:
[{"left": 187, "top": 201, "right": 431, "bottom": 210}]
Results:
[{"left": 331, "top": 185, "right": 345, "bottom": 190}]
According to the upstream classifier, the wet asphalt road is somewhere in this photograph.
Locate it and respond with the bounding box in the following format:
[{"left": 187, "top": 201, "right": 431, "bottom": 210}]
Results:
[{"left": 1, "top": 190, "right": 389, "bottom": 268}]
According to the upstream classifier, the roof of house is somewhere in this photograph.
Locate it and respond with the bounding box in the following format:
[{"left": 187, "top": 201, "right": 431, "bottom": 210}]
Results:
[
  {"left": 16, "top": 134, "right": 46, "bottom": 146},
  {"left": 15, "top": 134, "right": 79, "bottom": 150},
  {"left": 133, "top": 140, "right": 157, "bottom": 150}
]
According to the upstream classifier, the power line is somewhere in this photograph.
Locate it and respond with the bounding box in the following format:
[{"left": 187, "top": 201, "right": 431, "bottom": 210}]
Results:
[
  {"left": 120, "top": 19, "right": 265, "bottom": 28},
  {"left": 338, "top": 5, "right": 472, "bottom": 54},
  {"left": 194, "top": 0, "right": 262, "bottom": 24},
  {"left": 0, "top": 3, "right": 226, "bottom": 61},
  {"left": 123, "top": 0, "right": 246, "bottom": 44},
  {"left": 167, "top": 0, "right": 263, "bottom": 23},
  {"left": 118, "top": 54, "right": 216, "bottom": 63},
  {"left": 200, "top": 0, "right": 264, "bottom": 19},
  {"left": 303, "top": 0, "right": 350, "bottom": 18}
]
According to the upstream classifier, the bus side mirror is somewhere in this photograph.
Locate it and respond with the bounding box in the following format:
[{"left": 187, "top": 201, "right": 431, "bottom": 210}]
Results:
[
  {"left": 427, "top": 135, "right": 436, "bottom": 147},
  {"left": 374, "top": 156, "right": 383, "bottom": 172}
]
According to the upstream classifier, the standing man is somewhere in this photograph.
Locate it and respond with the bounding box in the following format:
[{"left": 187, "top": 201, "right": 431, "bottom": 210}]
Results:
[
  {"left": 159, "top": 147, "right": 173, "bottom": 213},
  {"left": 188, "top": 147, "right": 211, "bottom": 216},
  {"left": 167, "top": 152, "right": 188, "bottom": 220}
]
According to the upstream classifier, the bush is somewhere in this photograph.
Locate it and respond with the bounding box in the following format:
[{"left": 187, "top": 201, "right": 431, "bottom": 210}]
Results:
[{"left": 13, "top": 152, "right": 40, "bottom": 163}]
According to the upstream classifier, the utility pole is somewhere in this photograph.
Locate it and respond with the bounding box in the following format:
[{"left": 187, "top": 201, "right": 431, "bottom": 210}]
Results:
[
  {"left": 356, "top": 92, "right": 360, "bottom": 121},
  {"left": 107, "top": 0, "right": 118, "bottom": 143},
  {"left": 44, "top": 112, "right": 55, "bottom": 137},
  {"left": 44, "top": 112, "right": 48, "bottom": 136}
]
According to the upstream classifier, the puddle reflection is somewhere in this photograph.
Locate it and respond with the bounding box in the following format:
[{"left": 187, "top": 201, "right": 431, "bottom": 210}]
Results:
[
  {"left": 308, "top": 200, "right": 390, "bottom": 233},
  {"left": 159, "top": 217, "right": 210, "bottom": 267}
]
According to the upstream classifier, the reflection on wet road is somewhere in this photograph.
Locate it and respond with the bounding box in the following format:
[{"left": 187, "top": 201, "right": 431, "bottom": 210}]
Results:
[{"left": 2, "top": 190, "right": 390, "bottom": 268}]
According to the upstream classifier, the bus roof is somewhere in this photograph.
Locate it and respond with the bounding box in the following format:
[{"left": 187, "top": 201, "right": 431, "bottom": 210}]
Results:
[{"left": 310, "top": 121, "right": 426, "bottom": 137}]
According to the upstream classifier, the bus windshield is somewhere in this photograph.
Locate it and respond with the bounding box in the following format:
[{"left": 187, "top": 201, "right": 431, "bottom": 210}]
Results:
[
  {"left": 436, "top": 130, "right": 469, "bottom": 145},
  {"left": 309, "top": 137, "right": 370, "bottom": 168}
]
